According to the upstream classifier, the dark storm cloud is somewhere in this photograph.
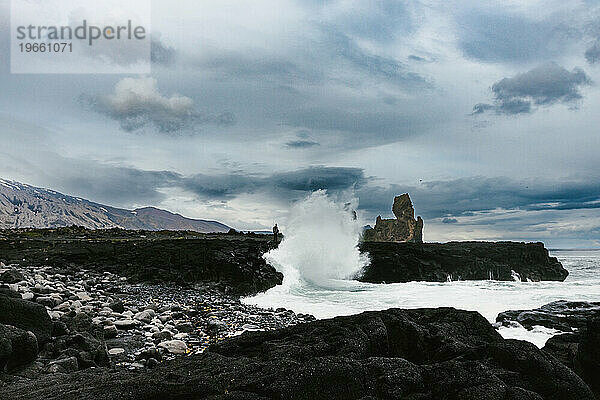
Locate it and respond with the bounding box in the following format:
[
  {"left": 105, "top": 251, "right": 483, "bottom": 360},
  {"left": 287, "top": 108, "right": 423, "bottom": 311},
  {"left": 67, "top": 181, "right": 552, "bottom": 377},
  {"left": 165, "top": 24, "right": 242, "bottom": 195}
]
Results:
[
  {"left": 181, "top": 166, "right": 366, "bottom": 199},
  {"left": 285, "top": 140, "right": 320, "bottom": 148},
  {"left": 51, "top": 161, "right": 600, "bottom": 221},
  {"left": 357, "top": 176, "right": 600, "bottom": 221},
  {"left": 473, "top": 63, "right": 592, "bottom": 115},
  {"left": 81, "top": 77, "right": 235, "bottom": 134},
  {"left": 272, "top": 167, "right": 365, "bottom": 191}
]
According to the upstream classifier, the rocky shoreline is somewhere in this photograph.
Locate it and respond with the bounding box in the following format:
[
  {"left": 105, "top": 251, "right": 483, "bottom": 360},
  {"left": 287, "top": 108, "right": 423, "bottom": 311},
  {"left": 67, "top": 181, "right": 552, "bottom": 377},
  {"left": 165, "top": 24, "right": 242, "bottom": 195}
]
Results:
[
  {"left": 2, "top": 259, "right": 599, "bottom": 399},
  {"left": 2, "top": 304, "right": 596, "bottom": 399},
  {"left": 0, "top": 263, "right": 314, "bottom": 380},
  {"left": 1, "top": 228, "right": 597, "bottom": 399}
]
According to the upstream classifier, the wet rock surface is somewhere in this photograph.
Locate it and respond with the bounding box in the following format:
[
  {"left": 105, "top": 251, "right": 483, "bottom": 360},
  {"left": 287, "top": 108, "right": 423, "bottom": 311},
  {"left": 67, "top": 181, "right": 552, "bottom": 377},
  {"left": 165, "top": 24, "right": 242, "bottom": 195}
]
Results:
[
  {"left": 0, "top": 307, "right": 594, "bottom": 400},
  {"left": 497, "top": 300, "right": 600, "bottom": 332},
  {"left": 359, "top": 241, "right": 568, "bottom": 283},
  {"left": 497, "top": 301, "right": 600, "bottom": 399},
  {"left": 0, "top": 263, "right": 313, "bottom": 379},
  {"left": 546, "top": 327, "right": 600, "bottom": 399}
]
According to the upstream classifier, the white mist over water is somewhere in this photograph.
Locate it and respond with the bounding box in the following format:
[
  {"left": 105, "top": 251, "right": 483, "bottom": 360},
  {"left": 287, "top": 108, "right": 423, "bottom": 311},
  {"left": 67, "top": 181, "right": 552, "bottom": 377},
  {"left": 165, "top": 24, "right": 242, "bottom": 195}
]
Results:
[
  {"left": 263, "top": 190, "right": 369, "bottom": 289},
  {"left": 243, "top": 194, "right": 600, "bottom": 348}
]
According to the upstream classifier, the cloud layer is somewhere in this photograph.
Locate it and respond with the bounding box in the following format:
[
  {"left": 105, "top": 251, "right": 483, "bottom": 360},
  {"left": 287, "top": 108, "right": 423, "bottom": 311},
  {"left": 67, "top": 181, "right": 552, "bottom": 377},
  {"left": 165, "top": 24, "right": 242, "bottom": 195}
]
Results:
[
  {"left": 474, "top": 63, "right": 592, "bottom": 115},
  {"left": 2, "top": 1, "right": 600, "bottom": 246},
  {"left": 83, "top": 77, "right": 234, "bottom": 133}
]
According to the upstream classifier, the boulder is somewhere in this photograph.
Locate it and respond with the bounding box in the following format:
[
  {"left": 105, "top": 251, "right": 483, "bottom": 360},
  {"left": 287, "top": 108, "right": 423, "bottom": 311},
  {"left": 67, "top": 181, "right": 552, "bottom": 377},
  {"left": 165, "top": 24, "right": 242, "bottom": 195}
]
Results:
[
  {"left": 108, "top": 300, "right": 124, "bottom": 313},
  {"left": 46, "top": 356, "right": 79, "bottom": 373},
  {"left": 49, "top": 332, "right": 110, "bottom": 369},
  {"left": 133, "top": 310, "right": 153, "bottom": 324},
  {"left": 499, "top": 302, "right": 600, "bottom": 399},
  {"left": 363, "top": 194, "right": 424, "bottom": 243},
  {"left": 0, "top": 269, "right": 25, "bottom": 284},
  {"left": 206, "top": 319, "right": 227, "bottom": 335},
  {"left": 157, "top": 340, "right": 187, "bottom": 354},
  {"left": 114, "top": 319, "right": 139, "bottom": 330},
  {"left": 0, "top": 295, "right": 53, "bottom": 344},
  {"left": 0, "top": 323, "right": 38, "bottom": 371},
  {"left": 103, "top": 325, "right": 118, "bottom": 339},
  {"left": 0, "top": 287, "right": 21, "bottom": 298},
  {"left": 175, "top": 322, "right": 194, "bottom": 333}
]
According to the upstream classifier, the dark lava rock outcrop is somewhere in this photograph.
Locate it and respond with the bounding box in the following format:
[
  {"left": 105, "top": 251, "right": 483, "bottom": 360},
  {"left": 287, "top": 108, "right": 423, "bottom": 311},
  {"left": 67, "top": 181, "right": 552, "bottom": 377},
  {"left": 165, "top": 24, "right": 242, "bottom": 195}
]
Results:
[
  {"left": 543, "top": 319, "right": 600, "bottom": 398},
  {"left": 363, "top": 194, "right": 423, "bottom": 243},
  {"left": 1, "top": 308, "right": 594, "bottom": 400},
  {"left": 497, "top": 300, "right": 600, "bottom": 332},
  {"left": 0, "top": 228, "right": 281, "bottom": 296},
  {"left": 498, "top": 301, "right": 600, "bottom": 398},
  {"left": 359, "top": 241, "right": 568, "bottom": 283}
]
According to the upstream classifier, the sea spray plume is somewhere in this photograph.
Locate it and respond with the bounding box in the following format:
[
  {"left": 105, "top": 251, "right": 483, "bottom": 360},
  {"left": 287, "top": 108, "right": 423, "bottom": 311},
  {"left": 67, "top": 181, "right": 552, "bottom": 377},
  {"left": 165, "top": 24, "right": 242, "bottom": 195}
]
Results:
[{"left": 263, "top": 190, "right": 370, "bottom": 288}]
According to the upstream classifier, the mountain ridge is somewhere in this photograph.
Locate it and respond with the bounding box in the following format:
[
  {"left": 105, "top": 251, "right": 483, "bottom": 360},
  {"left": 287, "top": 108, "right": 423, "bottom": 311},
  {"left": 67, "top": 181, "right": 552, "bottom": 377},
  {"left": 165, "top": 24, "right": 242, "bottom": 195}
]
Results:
[{"left": 0, "top": 178, "right": 230, "bottom": 233}]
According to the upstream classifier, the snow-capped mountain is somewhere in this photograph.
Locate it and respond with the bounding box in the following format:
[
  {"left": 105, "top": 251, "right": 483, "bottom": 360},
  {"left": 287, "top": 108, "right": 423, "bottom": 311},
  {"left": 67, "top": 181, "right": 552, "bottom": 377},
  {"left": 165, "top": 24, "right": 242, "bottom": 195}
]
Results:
[{"left": 0, "top": 178, "right": 230, "bottom": 232}]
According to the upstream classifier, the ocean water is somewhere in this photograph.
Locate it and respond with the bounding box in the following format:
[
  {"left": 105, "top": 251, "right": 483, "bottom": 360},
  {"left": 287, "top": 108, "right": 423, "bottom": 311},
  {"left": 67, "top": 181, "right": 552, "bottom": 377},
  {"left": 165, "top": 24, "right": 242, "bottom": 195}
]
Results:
[{"left": 243, "top": 192, "right": 600, "bottom": 348}]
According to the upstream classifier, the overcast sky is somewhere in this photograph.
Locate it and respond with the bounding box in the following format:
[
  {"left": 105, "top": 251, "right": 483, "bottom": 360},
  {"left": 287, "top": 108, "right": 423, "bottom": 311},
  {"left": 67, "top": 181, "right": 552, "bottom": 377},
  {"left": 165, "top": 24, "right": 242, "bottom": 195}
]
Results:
[{"left": 1, "top": 0, "right": 600, "bottom": 247}]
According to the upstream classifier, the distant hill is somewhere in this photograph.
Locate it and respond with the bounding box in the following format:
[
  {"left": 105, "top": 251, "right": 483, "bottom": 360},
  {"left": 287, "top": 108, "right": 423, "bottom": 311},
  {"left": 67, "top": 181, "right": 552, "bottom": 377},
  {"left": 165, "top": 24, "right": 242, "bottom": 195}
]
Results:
[{"left": 0, "top": 178, "right": 230, "bottom": 233}]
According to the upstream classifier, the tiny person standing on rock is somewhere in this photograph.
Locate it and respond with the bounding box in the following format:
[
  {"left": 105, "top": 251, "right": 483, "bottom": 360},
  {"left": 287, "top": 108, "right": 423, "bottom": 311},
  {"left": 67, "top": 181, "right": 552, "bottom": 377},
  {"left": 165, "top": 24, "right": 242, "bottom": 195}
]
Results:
[{"left": 272, "top": 223, "right": 279, "bottom": 244}]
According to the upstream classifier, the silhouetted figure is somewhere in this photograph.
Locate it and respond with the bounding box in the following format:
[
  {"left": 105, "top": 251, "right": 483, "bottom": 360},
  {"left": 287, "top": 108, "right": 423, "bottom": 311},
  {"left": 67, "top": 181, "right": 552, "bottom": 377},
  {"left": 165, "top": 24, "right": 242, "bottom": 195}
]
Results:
[{"left": 272, "top": 223, "right": 279, "bottom": 244}]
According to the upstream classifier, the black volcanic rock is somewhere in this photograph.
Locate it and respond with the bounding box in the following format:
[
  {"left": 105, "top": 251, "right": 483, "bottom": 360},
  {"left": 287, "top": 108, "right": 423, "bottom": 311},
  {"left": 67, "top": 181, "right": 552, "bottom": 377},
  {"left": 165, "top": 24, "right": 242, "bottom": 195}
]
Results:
[
  {"left": 497, "top": 301, "right": 600, "bottom": 332},
  {"left": 542, "top": 319, "right": 600, "bottom": 399},
  {"left": 498, "top": 301, "right": 600, "bottom": 398},
  {"left": 0, "top": 295, "right": 52, "bottom": 344},
  {"left": 359, "top": 241, "right": 568, "bottom": 283},
  {"left": 1, "top": 308, "right": 594, "bottom": 399},
  {"left": 576, "top": 318, "right": 600, "bottom": 397},
  {"left": 0, "top": 323, "right": 39, "bottom": 371},
  {"left": 0, "top": 229, "right": 282, "bottom": 296},
  {"left": 0, "top": 269, "right": 25, "bottom": 284}
]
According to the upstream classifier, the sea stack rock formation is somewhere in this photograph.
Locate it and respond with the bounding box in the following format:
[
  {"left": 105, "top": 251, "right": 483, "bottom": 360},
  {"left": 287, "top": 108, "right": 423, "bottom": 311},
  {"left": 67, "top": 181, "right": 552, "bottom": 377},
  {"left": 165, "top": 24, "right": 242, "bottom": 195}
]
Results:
[{"left": 363, "top": 193, "right": 423, "bottom": 243}]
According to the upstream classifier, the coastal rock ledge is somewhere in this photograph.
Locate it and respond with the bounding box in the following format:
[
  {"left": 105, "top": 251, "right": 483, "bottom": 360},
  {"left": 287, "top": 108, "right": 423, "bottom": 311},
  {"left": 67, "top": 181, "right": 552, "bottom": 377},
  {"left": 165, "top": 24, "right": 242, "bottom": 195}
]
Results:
[
  {"left": 359, "top": 241, "right": 568, "bottom": 283},
  {"left": 1, "top": 307, "right": 593, "bottom": 400}
]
